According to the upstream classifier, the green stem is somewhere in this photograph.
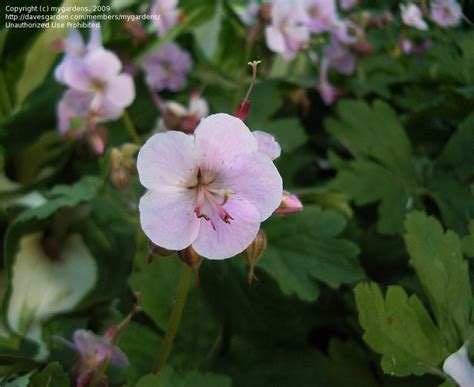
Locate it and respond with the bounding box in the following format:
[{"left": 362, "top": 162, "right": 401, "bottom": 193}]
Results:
[
  {"left": 154, "top": 264, "right": 193, "bottom": 372},
  {"left": 122, "top": 111, "right": 141, "bottom": 145}
]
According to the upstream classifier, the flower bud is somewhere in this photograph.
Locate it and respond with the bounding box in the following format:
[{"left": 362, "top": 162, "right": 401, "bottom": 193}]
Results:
[
  {"left": 148, "top": 240, "right": 174, "bottom": 263},
  {"left": 274, "top": 190, "right": 303, "bottom": 215},
  {"left": 243, "top": 229, "right": 267, "bottom": 284},
  {"left": 355, "top": 40, "right": 373, "bottom": 56},
  {"left": 178, "top": 246, "right": 203, "bottom": 285},
  {"left": 87, "top": 126, "right": 107, "bottom": 155},
  {"left": 109, "top": 143, "right": 139, "bottom": 190}
]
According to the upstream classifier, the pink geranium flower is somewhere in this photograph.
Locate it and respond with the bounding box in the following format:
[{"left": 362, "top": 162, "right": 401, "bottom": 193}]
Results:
[
  {"left": 62, "top": 48, "right": 135, "bottom": 114},
  {"left": 331, "top": 18, "right": 361, "bottom": 45},
  {"left": 340, "top": 0, "right": 358, "bottom": 10},
  {"left": 400, "top": 3, "right": 428, "bottom": 30},
  {"left": 57, "top": 89, "right": 123, "bottom": 135},
  {"left": 303, "top": 0, "right": 338, "bottom": 33},
  {"left": 142, "top": 42, "right": 193, "bottom": 91},
  {"left": 430, "top": 0, "right": 462, "bottom": 27},
  {"left": 238, "top": 0, "right": 261, "bottom": 26},
  {"left": 150, "top": 0, "right": 180, "bottom": 36},
  {"left": 54, "top": 329, "right": 128, "bottom": 386},
  {"left": 324, "top": 36, "right": 356, "bottom": 75},
  {"left": 137, "top": 113, "right": 283, "bottom": 259},
  {"left": 54, "top": 27, "right": 102, "bottom": 83},
  {"left": 264, "top": 0, "right": 309, "bottom": 61}
]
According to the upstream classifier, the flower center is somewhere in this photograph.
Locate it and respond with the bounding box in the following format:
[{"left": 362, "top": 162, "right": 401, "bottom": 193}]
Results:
[
  {"left": 90, "top": 79, "right": 106, "bottom": 93},
  {"left": 190, "top": 168, "right": 234, "bottom": 230}
]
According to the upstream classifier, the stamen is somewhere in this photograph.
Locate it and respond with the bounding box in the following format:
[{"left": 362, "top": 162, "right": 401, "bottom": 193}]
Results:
[{"left": 243, "top": 60, "right": 262, "bottom": 105}]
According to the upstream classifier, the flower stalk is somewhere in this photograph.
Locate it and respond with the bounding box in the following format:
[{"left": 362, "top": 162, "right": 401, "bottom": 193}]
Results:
[
  {"left": 122, "top": 110, "right": 142, "bottom": 145},
  {"left": 153, "top": 264, "right": 193, "bottom": 372}
]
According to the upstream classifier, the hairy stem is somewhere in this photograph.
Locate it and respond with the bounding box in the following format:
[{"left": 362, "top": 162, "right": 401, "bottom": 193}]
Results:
[
  {"left": 154, "top": 264, "right": 193, "bottom": 372},
  {"left": 122, "top": 111, "right": 142, "bottom": 145}
]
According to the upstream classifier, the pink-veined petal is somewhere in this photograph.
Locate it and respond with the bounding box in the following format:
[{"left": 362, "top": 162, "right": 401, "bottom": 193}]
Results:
[
  {"left": 109, "top": 347, "right": 129, "bottom": 369},
  {"left": 63, "top": 28, "right": 85, "bottom": 55},
  {"left": 192, "top": 198, "right": 261, "bottom": 260},
  {"left": 87, "top": 26, "right": 103, "bottom": 51},
  {"left": 139, "top": 188, "right": 200, "bottom": 251},
  {"left": 221, "top": 151, "right": 282, "bottom": 220},
  {"left": 194, "top": 113, "right": 257, "bottom": 170},
  {"left": 73, "top": 330, "right": 101, "bottom": 357},
  {"left": 63, "top": 60, "right": 91, "bottom": 91},
  {"left": 253, "top": 131, "right": 281, "bottom": 160},
  {"left": 264, "top": 26, "right": 287, "bottom": 55},
  {"left": 83, "top": 49, "right": 122, "bottom": 82},
  {"left": 137, "top": 131, "right": 196, "bottom": 190},
  {"left": 104, "top": 73, "right": 135, "bottom": 108}
]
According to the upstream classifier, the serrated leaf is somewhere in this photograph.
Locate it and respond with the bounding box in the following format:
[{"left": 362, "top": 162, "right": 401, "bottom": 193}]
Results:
[
  {"left": 313, "top": 339, "right": 378, "bottom": 387},
  {"left": 354, "top": 282, "right": 447, "bottom": 377},
  {"left": 29, "top": 362, "right": 70, "bottom": 387},
  {"left": 193, "top": 0, "right": 223, "bottom": 60},
  {"left": 14, "top": 176, "right": 100, "bottom": 224},
  {"left": 404, "top": 212, "right": 471, "bottom": 349},
  {"left": 260, "top": 206, "right": 364, "bottom": 302},
  {"left": 440, "top": 113, "right": 474, "bottom": 181},
  {"left": 326, "top": 100, "right": 413, "bottom": 171},
  {"left": 326, "top": 100, "right": 421, "bottom": 234},
  {"left": 462, "top": 222, "right": 474, "bottom": 258},
  {"left": 136, "top": 366, "right": 232, "bottom": 387},
  {"left": 259, "top": 118, "right": 308, "bottom": 153}
]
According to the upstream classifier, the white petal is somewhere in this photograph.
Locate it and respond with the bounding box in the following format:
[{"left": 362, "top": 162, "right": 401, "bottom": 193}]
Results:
[
  {"left": 194, "top": 113, "right": 257, "bottom": 171},
  {"left": 139, "top": 188, "right": 200, "bottom": 251},
  {"left": 6, "top": 233, "right": 97, "bottom": 360},
  {"left": 137, "top": 131, "right": 196, "bottom": 190},
  {"left": 443, "top": 346, "right": 474, "bottom": 387},
  {"left": 192, "top": 198, "right": 261, "bottom": 260}
]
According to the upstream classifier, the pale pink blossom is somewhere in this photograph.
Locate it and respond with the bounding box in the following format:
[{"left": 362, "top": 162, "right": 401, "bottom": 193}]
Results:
[
  {"left": 150, "top": 0, "right": 180, "bottom": 36},
  {"left": 137, "top": 113, "right": 283, "bottom": 259},
  {"left": 331, "top": 19, "right": 360, "bottom": 45},
  {"left": 317, "top": 58, "right": 340, "bottom": 105},
  {"left": 324, "top": 37, "right": 356, "bottom": 75},
  {"left": 57, "top": 89, "right": 122, "bottom": 135},
  {"left": 400, "top": 38, "right": 414, "bottom": 54},
  {"left": 400, "top": 3, "right": 428, "bottom": 30},
  {"left": 142, "top": 42, "right": 193, "bottom": 91},
  {"left": 62, "top": 48, "right": 135, "bottom": 114},
  {"left": 399, "top": 38, "right": 433, "bottom": 55},
  {"left": 253, "top": 131, "right": 281, "bottom": 160},
  {"left": 340, "top": 0, "right": 358, "bottom": 10},
  {"left": 54, "top": 329, "right": 128, "bottom": 386},
  {"left": 303, "top": 0, "right": 338, "bottom": 33},
  {"left": 265, "top": 0, "right": 310, "bottom": 61},
  {"left": 238, "top": 0, "right": 261, "bottom": 26},
  {"left": 54, "top": 27, "right": 102, "bottom": 83},
  {"left": 274, "top": 190, "right": 304, "bottom": 215},
  {"left": 430, "top": 0, "right": 462, "bottom": 27}
]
